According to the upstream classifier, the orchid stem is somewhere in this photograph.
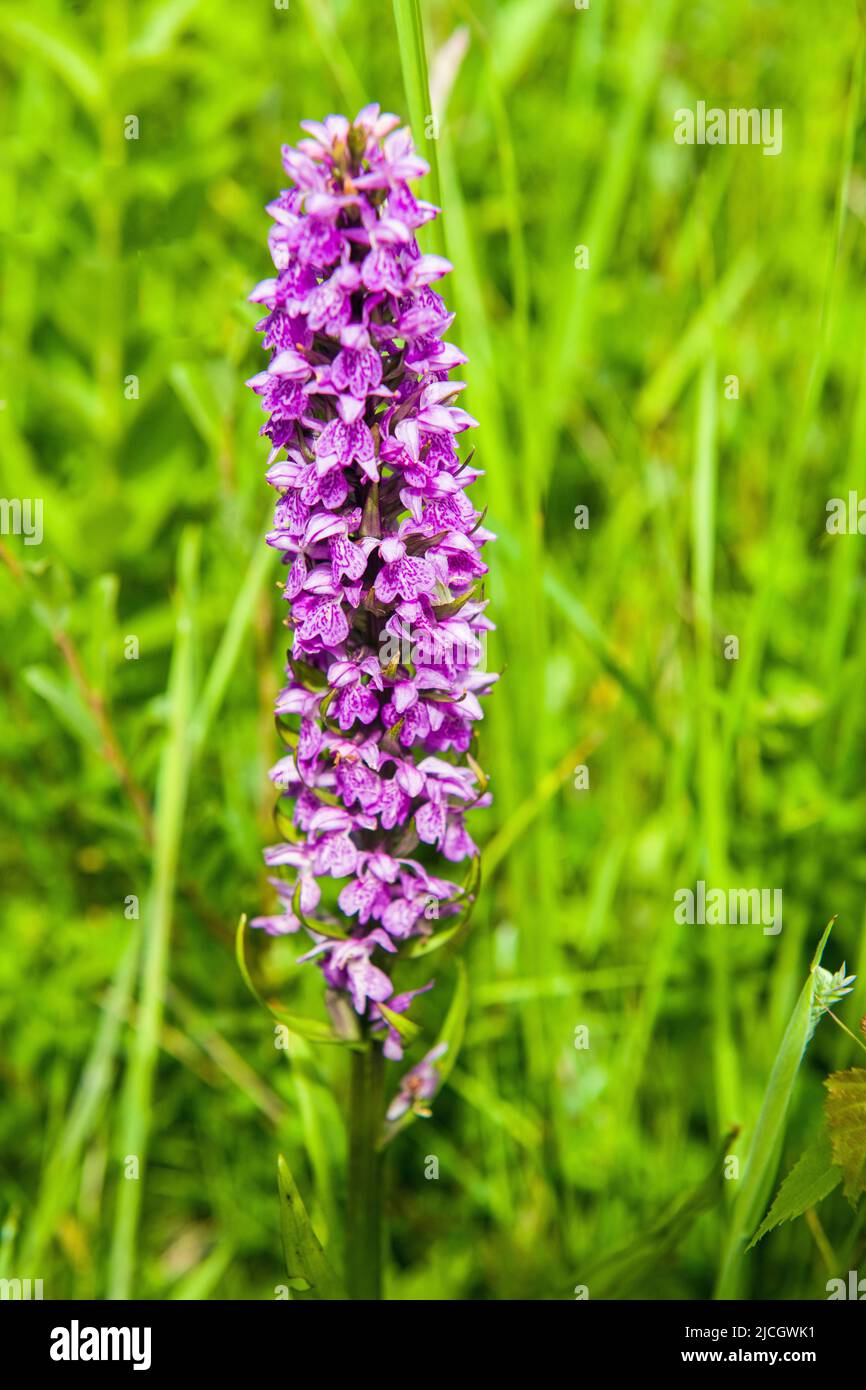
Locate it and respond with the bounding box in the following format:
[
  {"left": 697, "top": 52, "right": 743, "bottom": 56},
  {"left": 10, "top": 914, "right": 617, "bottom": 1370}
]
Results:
[{"left": 347, "top": 1040, "right": 385, "bottom": 1299}]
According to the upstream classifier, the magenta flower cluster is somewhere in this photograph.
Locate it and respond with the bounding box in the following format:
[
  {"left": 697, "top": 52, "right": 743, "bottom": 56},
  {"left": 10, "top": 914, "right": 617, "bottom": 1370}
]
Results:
[{"left": 247, "top": 106, "right": 496, "bottom": 1056}]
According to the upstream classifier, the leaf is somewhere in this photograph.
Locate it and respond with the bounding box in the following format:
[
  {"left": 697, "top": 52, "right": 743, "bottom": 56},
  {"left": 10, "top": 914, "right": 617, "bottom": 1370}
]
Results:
[
  {"left": 748, "top": 1129, "right": 843, "bottom": 1247},
  {"left": 448, "top": 1068, "right": 541, "bottom": 1150},
  {"left": 291, "top": 883, "right": 348, "bottom": 940},
  {"left": 317, "top": 686, "right": 343, "bottom": 733},
  {"left": 234, "top": 913, "right": 266, "bottom": 1004},
  {"left": 0, "top": 1208, "right": 20, "bottom": 1281},
  {"left": 107, "top": 527, "right": 200, "bottom": 1302},
  {"left": 168, "top": 363, "right": 222, "bottom": 448},
  {"left": 234, "top": 915, "right": 350, "bottom": 1045},
  {"left": 824, "top": 1067, "right": 866, "bottom": 1205},
  {"left": 297, "top": 0, "right": 366, "bottom": 116},
  {"left": 290, "top": 657, "right": 328, "bottom": 689},
  {"left": 376, "top": 1002, "right": 421, "bottom": 1044},
  {"left": 543, "top": 567, "right": 663, "bottom": 741},
  {"left": 432, "top": 579, "right": 484, "bottom": 619},
  {"left": 276, "top": 1154, "right": 345, "bottom": 1300},
  {"left": 275, "top": 713, "right": 299, "bottom": 749},
  {"left": 273, "top": 803, "right": 303, "bottom": 841},
  {"left": 466, "top": 748, "right": 488, "bottom": 796},
  {"left": 716, "top": 919, "right": 835, "bottom": 1295},
  {"left": 129, "top": 0, "right": 203, "bottom": 61},
  {"left": 268, "top": 1004, "right": 354, "bottom": 1047}
]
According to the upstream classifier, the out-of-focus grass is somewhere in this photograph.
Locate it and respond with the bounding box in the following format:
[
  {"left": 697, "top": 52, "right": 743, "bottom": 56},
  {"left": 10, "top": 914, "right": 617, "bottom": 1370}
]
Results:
[{"left": 1, "top": 0, "right": 866, "bottom": 1299}]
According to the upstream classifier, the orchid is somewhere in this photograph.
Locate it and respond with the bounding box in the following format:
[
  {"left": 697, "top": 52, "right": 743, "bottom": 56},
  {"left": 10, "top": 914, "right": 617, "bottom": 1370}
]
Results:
[
  {"left": 248, "top": 106, "right": 495, "bottom": 1036},
  {"left": 245, "top": 106, "right": 495, "bottom": 1300}
]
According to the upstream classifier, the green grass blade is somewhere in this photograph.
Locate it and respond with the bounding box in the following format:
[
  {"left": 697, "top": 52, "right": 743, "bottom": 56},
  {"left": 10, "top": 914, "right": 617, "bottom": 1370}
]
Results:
[
  {"left": 715, "top": 922, "right": 835, "bottom": 1297},
  {"left": 21, "top": 931, "right": 140, "bottom": 1267},
  {"left": 189, "top": 519, "right": 274, "bottom": 756},
  {"left": 107, "top": 527, "right": 200, "bottom": 1300},
  {"left": 392, "top": 0, "right": 443, "bottom": 254}
]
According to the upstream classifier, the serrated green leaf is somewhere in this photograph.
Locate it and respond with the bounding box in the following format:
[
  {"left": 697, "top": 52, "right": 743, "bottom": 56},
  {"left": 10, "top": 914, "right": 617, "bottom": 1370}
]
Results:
[
  {"left": 824, "top": 1067, "right": 866, "bottom": 1205},
  {"left": 277, "top": 1154, "right": 345, "bottom": 1300},
  {"left": 748, "top": 1129, "right": 842, "bottom": 1247}
]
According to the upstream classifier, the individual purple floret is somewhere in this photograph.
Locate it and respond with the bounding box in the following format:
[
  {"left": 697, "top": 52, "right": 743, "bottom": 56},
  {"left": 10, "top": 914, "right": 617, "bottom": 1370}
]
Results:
[
  {"left": 248, "top": 106, "right": 496, "bottom": 1048},
  {"left": 386, "top": 1044, "right": 448, "bottom": 1120}
]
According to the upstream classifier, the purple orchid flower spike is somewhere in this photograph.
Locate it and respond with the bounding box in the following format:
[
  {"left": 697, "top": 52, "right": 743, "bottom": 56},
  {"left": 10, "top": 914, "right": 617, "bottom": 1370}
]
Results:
[
  {"left": 246, "top": 102, "right": 496, "bottom": 1305},
  {"left": 247, "top": 106, "right": 496, "bottom": 1061}
]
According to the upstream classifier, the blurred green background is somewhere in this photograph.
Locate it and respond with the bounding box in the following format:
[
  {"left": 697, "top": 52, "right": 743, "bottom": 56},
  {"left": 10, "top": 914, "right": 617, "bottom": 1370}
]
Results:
[{"left": 2, "top": 0, "right": 866, "bottom": 1300}]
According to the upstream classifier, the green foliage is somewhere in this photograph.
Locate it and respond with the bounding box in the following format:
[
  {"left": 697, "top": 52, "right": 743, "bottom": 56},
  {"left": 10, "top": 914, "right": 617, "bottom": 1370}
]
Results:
[
  {"left": 276, "top": 1154, "right": 345, "bottom": 1301},
  {"left": 749, "top": 1131, "right": 842, "bottom": 1248},
  {"left": 579, "top": 1134, "right": 736, "bottom": 1301},
  {"left": 825, "top": 1068, "right": 866, "bottom": 1205},
  {"left": 716, "top": 924, "right": 834, "bottom": 1295}
]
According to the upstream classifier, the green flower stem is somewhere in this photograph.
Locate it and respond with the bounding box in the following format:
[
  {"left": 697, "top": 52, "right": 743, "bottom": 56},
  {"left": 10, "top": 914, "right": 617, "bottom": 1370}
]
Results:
[
  {"left": 346, "top": 1040, "right": 385, "bottom": 1299},
  {"left": 825, "top": 1009, "right": 866, "bottom": 1057}
]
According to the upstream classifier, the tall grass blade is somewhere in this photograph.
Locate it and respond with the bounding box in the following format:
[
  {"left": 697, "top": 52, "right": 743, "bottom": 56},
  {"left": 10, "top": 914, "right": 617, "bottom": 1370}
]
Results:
[
  {"left": 107, "top": 527, "right": 200, "bottom": 1299},
  {"left": 715, "top": 922, "right": 835, "bottom": 1297}
]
